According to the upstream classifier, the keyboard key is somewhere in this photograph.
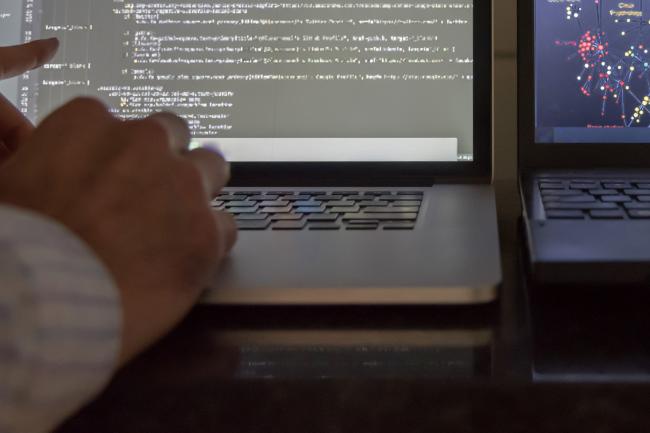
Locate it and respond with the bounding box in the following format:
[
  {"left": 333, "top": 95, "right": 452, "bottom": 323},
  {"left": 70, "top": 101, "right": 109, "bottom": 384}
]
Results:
[
  {"left": 294, "top": 206, "right": 326, "bottom": 214},
  {"left": 261, "top": 206, "right": 293, "bottom": 213},
  {"left": 393, "top": 200, "right": 421, "bottom": 206},
  {"left": 539, "top": 183, "right": 566, "bottom": 190},
  {"left": 363, "top": 207, "right": 420, "bottom": 213},
  {"left": 217, "top": 195, "right": 247, "bottom": 201},
  {"left": 397, "top": 191, "right": 424, "bottom": 196},
  {"left": 259, "top": 200, "right": 289, "bottom": 207},
  {"left": 540, "top": 190, "right": 583, "bottom": 196},
  {"left": 545, "top": 210, "right": 584, "bottom": 219},
  {"left": 347, "top": 219, "right": 381, "bottom": 225},
  {"left": 590, "top": 210, "right": 625, "bottom": 219},
  {"left": 281, "top": 195, "right": 311, "bottom": 201},
  {"left": 226, "top": 201, "right": 257, "bottom": 207},
  {"left": 228, "top": 207, "right": 260, "bottom": 214},
  {"left": 237, "top": 220, "right": 271, "bottom": 230},
  {"left": 272, "top": 221, "right": 306, "bottom": 230},
  {"left": 330, "top": 205, "right": 360, "bottom": 213},
  {"left": 358, "top": 200, "right": 389, "bottom": 207},
  {"left": 628, "top": 209, "right": 650, "bottom": 218},
  {"left": 637, "top": 196, "right": 650, "bottom": 202},
  {"left": 308, "top": 223, "right": 341, "bottom": 230},
  {"left": 601, "top": 195, "right": 632, "bottom": 203},
  {"left": 270, "top": 214, "right": 304, "bottom": 221},
  {"left": 555, "top": 196, "right": 596, "bottom": 203},
  {"left": 624, "top": 189, "right": 650, "bottom": 196},
  {"left": 545, "top": 202, "right": 618, "bottom": 210},
  {"left": 236, "top": 214, "right": 268, "bottom": 221},
  {"left": 210, "top": 200, "right": 224, "bottom": 207},
  {"left": 624, "top": 202, "right": 650, "bottom": 210},
  {"left": 636, "top": 183, "right": 650, "bottom": 189},
  {"left": 383, "top": 223, "right": 416, "bottom": 230},
  {"left": 345, "top": 194, "right": 367, "bottom": 200},
  {"left": 346, "top": 224, "right": 379, "bottom": 230},
  {"left": 294, "top": 201, "right": 323, "bottom": 207},
  {"left": 324, "top": 201, "right": 356, "bottom": 207},
  {"left": 307, "top": 214, "right": 339, "bottom": 222},
  {"left": 378, "top": 195, "right": 421, "bottom": 201},
  {"left": 570, "top": 182, "right": 600, "bottom": 190},
  {"left": 569, "top": 178, "right": 597, "bottom": 183},
  {"left": 604, "top": 183, "right": 631, "bottom": 189},
  {"left": 343, "top": 213, "right": 418, "bottom": 221},
  {"left": 249, "top": 194, "right": 278, "bottom": 201},
  {"left": 588, "top": 189, "right": 619, "bottom": 196},
  {"left": 313, "top": 195, "right": 344, "bottom": 201}
]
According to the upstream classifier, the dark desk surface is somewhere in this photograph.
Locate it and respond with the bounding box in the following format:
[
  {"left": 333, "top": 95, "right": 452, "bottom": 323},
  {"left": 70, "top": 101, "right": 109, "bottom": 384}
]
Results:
[
  {"left": 57, "top": 58, "right": 650, "bottom": 432},
  {"left": 55, "top": 179, "right": 650, "bottom": 433}
]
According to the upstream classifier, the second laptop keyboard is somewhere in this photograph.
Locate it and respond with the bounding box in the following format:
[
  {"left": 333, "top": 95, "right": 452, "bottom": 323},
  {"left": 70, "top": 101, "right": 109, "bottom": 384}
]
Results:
[
  {"left": 212, "top": 191, "right": 423, "bottom": 230},
  {"left": 539, "top": 178, "right": 650, "bottom": 220}
]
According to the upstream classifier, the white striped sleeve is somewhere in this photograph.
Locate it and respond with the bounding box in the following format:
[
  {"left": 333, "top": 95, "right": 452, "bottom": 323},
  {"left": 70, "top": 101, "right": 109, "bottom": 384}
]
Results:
[{"left": 0, "top": 205, "right": 122, "bottom": 433}]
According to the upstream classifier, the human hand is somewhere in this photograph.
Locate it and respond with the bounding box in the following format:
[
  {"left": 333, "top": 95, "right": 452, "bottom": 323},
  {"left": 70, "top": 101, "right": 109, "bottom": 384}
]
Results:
[
  {"left": 0, "top": 38, "right": 59, "bottom": 162},
  {"left": 0, "top": 98, "right": 237, "bottom": 365}
]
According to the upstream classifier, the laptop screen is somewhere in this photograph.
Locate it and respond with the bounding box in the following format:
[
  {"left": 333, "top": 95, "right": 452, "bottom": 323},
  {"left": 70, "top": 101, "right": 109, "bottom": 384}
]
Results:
[
  {"left": 0, "top": 0, "right": 474, "bottom": 162},
  {"left": 536, "top": 0, "right": 650, "bottom": 143}
]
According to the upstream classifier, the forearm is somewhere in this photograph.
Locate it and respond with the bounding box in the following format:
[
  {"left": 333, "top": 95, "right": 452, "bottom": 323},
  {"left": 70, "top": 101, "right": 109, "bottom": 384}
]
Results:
[{"left": 0, "top": 205, "right": 121, "bottom": 433}]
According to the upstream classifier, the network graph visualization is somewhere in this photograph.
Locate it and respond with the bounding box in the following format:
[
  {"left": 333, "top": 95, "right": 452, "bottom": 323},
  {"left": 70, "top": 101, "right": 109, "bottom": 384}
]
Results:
[{"left": 536, "top": 0, "right": 650, "bottom": 142}]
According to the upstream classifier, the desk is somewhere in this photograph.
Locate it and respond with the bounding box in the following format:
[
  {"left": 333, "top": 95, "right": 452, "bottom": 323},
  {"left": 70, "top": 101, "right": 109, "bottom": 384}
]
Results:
[{"left": 56, "top": 56, "right": 650, "bottom": 433}]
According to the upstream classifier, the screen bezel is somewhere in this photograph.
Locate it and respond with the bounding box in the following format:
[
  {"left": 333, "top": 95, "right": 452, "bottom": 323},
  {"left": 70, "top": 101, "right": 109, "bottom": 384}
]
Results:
[
  {"left": 518, "top": 0, "right": 650, "bottom": 171},
  {"left": 230, "top": 0, "right": 492, "bottom": 187}
]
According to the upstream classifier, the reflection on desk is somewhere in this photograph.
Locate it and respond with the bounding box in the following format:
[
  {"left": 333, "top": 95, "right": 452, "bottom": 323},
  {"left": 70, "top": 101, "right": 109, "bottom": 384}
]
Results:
[
  {"left": 215, "top": 329, "right": 493, "bottom": 379},
  {"left": 528, "top": 283, "right": 650, "bottom": 383},
  {"left": 117, "top": 306, "right": 497, "bottom": 384}
]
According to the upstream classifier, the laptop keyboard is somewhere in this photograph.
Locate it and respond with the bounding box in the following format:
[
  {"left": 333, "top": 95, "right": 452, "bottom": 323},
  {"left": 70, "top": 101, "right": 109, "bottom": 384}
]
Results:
[
  {"left": 538, "top": 178, "right": 650, "bottom": 220},
  {"left": 212, "top": 191, "right": 423, "bottom": 230}
]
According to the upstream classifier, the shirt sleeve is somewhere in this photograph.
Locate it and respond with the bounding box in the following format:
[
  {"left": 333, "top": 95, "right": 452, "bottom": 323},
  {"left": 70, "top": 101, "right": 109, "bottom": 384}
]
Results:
[{"left": 0, "top": 205, "right": 122, "bottom": 433}]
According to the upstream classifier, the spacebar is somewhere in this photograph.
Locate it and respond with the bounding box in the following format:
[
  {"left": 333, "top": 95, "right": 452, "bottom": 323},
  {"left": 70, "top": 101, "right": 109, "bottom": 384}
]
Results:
[{"left": 342, "top": 213, "right": 418, "bottom": 221}]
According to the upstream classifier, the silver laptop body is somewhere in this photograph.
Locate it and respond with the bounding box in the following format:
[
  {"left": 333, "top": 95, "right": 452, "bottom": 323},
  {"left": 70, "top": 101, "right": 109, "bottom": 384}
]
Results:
[{"left": 204, "top": 0, "right": 501, "bottom": 304}]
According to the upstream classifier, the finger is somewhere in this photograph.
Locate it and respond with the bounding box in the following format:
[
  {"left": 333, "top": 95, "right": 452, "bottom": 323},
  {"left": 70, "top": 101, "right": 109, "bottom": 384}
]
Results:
[
  {"left": 184, "top": 148, "right": 230, "bottom": 198},
  {"left": 213, "top": 211, "right": 238, "bottom": 258},
  {"left": 35, "top": 97, "right": 114, "bottom": 144},
  {"left": 0, "top": 38, "right": 59, "bottom": 80},
  {"left": 148, "top": 112, "right": 191, "bottom": 153},
  {"left": 0, "top": 92, "right": 33, "bottom": 151}
]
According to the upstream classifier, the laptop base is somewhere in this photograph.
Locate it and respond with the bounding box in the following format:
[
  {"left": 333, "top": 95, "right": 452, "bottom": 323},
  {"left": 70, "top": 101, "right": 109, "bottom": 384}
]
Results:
[
  {"left": 522, "top": 169, "right": 650, "bottom": 286},
  {"left": 202, "top": 185, "right": 501, "bottom": 305}
]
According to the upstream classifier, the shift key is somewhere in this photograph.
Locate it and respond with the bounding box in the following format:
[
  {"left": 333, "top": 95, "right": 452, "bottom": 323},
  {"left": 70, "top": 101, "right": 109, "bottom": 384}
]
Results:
[{"left": 342, "top": 213, "right": 418, "bottom": 221}]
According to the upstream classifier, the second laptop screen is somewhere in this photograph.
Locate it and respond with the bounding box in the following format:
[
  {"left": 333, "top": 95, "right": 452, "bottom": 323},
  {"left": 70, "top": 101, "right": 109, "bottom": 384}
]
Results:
[{"left": 536, "top": 0, "right": 650, "bottom": 143}]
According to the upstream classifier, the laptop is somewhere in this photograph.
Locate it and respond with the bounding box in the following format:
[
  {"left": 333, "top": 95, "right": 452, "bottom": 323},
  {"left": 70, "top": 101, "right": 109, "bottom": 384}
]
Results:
[
  {"left": 1, "top": 0, "right": 501, "bottom": 304},
  {"left": 519, "top": 0, "right": 650, "bottom": 285}
]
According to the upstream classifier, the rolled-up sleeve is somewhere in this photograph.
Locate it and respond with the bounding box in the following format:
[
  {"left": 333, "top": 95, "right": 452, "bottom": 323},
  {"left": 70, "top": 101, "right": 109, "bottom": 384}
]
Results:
[{"left": 0, "top": 205, "right": 121, "bottom": 433}]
